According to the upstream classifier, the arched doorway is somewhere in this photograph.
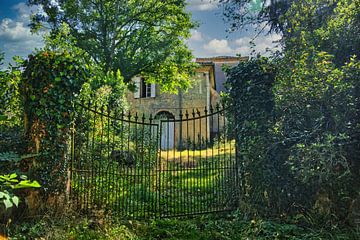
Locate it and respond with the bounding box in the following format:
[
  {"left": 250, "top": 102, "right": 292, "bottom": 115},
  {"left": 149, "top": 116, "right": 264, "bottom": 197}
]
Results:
[{"left": 155, "top": 111, "right": 175, "bottom": 150}]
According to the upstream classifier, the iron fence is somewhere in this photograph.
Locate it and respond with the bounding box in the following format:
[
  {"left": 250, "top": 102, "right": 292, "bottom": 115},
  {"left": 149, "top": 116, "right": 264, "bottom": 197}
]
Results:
[{"left": 70, "top": 102, "right": 239, "bottom": 218}]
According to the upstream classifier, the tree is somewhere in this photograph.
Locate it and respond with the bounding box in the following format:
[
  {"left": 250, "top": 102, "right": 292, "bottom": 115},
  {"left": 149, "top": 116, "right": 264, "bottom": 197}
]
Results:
[
  {"left": 287, "top": 0, "right": 360, "bottom": 66},
  {"left": 220, "top": 0, "right": 354, "bottom": 40},
  {"left": 0, "top": 53, "right": 22, "bottom": 127},
  {"left": 224, "top": 0, "right": 360, "bottom": 219},
  {"left": 28, "top": 0, "right": 196, "bottom": 91},
  {"left": 220, "top": 0, "right": 294, "bottom": 33}
]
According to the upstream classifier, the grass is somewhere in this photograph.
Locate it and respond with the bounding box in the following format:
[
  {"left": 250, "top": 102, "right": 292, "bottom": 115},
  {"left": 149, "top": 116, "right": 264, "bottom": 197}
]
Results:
[
  {"left": 5, "top": 211, "right": 360, "bottom": 240},
  {"left": 71, "top": 142, "right": 237, "bottom": 218},
  {"left": 159, "top": 140, "right": 235, "bottom": 163}
]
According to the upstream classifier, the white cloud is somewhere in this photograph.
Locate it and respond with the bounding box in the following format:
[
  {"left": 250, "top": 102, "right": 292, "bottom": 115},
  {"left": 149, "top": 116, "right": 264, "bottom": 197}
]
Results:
[
  {"left": 197, "top": 33, "right": 282, "bottom": 57},
  {"left": 11, "top": 2, "right": 33, "bottom": 21},
  {"left": 235, "top": 33, "right": 282, "bottom": 56},
  {"left": 0, "top": 18, "right": 38, "bottom": 42},
  {"left": 203, "top": 38, "right": 233, "bottom": 55},
  {"left": 0, "top": 3, "right": 44, "bottom": 65},
  {"left": 187, "top": 0, "right": 219, "bottom": 11},
  {"left": 189, "top": 30, "right": 204, "bottom": 42}
]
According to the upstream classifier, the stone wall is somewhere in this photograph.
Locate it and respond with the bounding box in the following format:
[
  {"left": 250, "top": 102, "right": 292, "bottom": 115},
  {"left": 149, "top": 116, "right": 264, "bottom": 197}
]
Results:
[{"left": 126, "top": 65, "right": 221, "bottom": 149}]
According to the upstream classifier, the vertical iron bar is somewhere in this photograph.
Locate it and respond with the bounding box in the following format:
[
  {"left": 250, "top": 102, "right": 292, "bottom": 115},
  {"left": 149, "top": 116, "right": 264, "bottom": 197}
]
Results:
[
  {"left": 173, "top": 118, "right": 176, "bottom": 216},
  {"left": 204, "top": 107, "right": 209, "bottom": 212},
  {"left": 84, "top": 101, "right": 91, "bottom": 210},
  {"left": 157, "top": 120, "right": 162, "bottom": 218},
  {"left": 166, "top": 116, "right": 170, "bottom": 216},
  {"left": 197, "top": 109, "right": 202, "bottom": 213},
  {"left": 99, "top": 106, "right": 105, "bottom": 207},
  {"left": 69, "top": 114, "right": 75, "bottom": 203},
  {"left": 112, "top": 108, "right": 118, "bottom": 213},
  {"left": 179, "top": 111, "right": 183, "bottom": 215},
  {"left": 222, "top": 107, "right": 227, "bottom": 209},
  {"left": 141, "top": 114, "right": 146, "bottom": 218},
  {"left": 131, "top": 112, "right": 139, "bottom": 217},
  {"left": 216, "top": 104, "right": 221, "bottom": 210},
  {"left": 106, "top": 105, "right": 111, "bottom": 208},
  {"left": 126, "top": 112, "right": 131, "bottom": 217},
  {"left": 82, "top": 101, "right": 89, "bottom": 210},
  {"left": 70, "top": 104, "right": 77, "bottom": 207},
  {"left": 148, "top": 114, "right": 153, "bottom": 218},
  {"left": 192, "top": 109, "right": 196, "bottom": 214},
  {"left": 185, "top": 110, "right": 190, "bottom": 215},
  {"left": 91, "top": 102, "right": 97, "bottom": 209},
  {"left": 119, "top": 110, "right": 125, "bottom": 213},
  {"left": 74, "top": 104, "right": 81, "bottom": 208},
  {"left": 210, "top": 105, "right": 215, "bottom": 210}
]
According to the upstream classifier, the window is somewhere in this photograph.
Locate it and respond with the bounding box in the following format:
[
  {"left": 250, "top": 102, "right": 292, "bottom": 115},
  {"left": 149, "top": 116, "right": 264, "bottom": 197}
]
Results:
[{"left": 133, "top": 77, "right": 156, "bottom": 99}]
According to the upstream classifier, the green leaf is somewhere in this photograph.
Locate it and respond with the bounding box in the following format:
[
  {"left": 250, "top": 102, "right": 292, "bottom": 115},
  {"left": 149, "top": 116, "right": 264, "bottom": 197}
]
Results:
[
  {"left": 20, "top": 153, "right": 40, "bottom": 160},
  {"left": 12, "top": 196, "right": 19, "bottom": 207},
  {"left": 0, "top": 191, "right": 6, "bottom": 199},
  {"left": 13, "top": 180, "right": 41, "bottom": 189},
  {"left": 10, "top": 173, "right": 17, "bottom": 179},
  {"left": 55, "top": 77, "right": 62, "bottom": 82},
  {"left": 3, "top": 198, "right": 13, "bottom": 209}
]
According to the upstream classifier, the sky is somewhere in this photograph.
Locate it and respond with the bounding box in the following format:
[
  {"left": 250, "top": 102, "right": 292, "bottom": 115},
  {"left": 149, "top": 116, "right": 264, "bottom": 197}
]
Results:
[{"left": 0, "top": 0, "right": 281, "bottom": 66}]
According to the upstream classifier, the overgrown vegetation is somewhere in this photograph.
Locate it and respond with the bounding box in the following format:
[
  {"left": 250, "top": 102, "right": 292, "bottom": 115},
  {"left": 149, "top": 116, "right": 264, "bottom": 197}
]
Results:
[
  {"left": 6, "top": 212, "right": 360, "bottom": 240},
  {"left": 224, "top": 0, "right": 360, "bottom": 226},
  {"left": 1, "top": 0, "right": 360, "bottom": 238}
]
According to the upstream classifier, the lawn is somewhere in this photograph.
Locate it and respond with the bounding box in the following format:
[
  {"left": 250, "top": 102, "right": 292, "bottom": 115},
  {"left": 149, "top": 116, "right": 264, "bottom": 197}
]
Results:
[
  {"left": 71, "top": 142, "right": 237, "bottom": 218},
  {"left": 6, "top": 212, "right": 360, "bottom": 240}
]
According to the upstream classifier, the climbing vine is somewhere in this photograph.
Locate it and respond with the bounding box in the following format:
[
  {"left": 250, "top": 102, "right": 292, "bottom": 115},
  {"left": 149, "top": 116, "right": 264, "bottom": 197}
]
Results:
[{"left": 21, "top": 25, "right": 91, "bottom": 193}]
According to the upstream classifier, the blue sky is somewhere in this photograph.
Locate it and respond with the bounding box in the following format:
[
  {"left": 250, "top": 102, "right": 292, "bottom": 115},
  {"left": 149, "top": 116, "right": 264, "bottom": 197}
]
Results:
[{"left": 0, "top": 0, "right": 280, "bottom": 65}]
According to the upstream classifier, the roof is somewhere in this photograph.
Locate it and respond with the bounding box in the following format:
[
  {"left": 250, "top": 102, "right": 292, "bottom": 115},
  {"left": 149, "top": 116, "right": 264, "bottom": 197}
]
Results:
[
  {"left": 197, "top": 61, "right": 214, "bottom": 66},
  {"left": 196, "top": 56, "right": 248, "bottom": 63}
]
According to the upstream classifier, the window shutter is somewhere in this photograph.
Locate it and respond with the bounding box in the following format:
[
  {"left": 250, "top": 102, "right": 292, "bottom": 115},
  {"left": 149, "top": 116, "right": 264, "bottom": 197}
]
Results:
[
  {"left": 150, "top": 83, "right": 156, "bottom": 97},
  {"left": 134, "top": 77, "right": 140, "bottom": 99}
]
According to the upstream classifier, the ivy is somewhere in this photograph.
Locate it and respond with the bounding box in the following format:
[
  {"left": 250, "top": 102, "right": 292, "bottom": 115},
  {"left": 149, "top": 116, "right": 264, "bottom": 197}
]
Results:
[
  {"left": 224, "top": 57, "right": 293, "bottom": 216},
  {"left": 224, "top": 0, "right": 360, "bottom": 222},
  {"left": 21, "top": 26, "right": 92, "bottom": 193}
]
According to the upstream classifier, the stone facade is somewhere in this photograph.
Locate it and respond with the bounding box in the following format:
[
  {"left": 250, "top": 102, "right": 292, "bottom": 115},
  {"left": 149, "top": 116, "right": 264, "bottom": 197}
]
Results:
[
  {"left": 127, "top": 63, "right": 215, "bottom": 117},
  {"left": 126, "top": 57, "right": 244, "bottom": 149}
]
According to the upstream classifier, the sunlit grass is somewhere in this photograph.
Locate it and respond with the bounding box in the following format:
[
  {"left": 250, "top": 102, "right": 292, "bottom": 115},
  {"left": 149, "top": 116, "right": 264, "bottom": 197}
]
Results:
[
  {"left": 72, "top": 140, "right": 237, "bottom": 217},
  {"left": 160, "top": 140, "right": 236, "bottom": 161}
]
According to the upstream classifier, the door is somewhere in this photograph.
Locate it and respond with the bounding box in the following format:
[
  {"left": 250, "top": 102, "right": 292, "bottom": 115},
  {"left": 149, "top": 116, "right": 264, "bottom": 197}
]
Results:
[
  {"left": 160, "top": 120, "right": 174, "bottom": 150},
  {"left": 155, "top": 111, "right": 175, "bottom": 150}
]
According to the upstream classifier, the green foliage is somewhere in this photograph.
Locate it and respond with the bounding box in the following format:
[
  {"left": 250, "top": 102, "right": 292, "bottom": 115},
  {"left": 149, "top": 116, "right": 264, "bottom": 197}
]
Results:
[
  {"left": 273, "top": 0, "right": 360, "bottom": 220},
  {"left": 78, "top": 69, "right": 128, "bottom": 110},
  {"left": 224, "top": 0, "right": 360, "bottom": 223},
  {"left": 0, "top": 54, "right": 23, "bottom": 128},
  {"left": 0, "top": 151, "right": 37, "bottom": 174},
  {"left": 0, "top": 173, "right": 40, "bottom": 210},
  {"left": 224, "top": 57, "right": 285, "bottom": 215},
  {"left": 220, "top": 0, "right": 294, "bottom": 33},
  {"left": 275, "top": 51, "right": 357, "bottom": 189},
  {"left": 6, "top": 213, "right": 360, "bottom": 239},
  {"left": 29, "top": 0, "right": 197, "bottom": 92},
  {"left": 21, "top": 25, "right": 93, "bottom": 192},
  {"left": 283, "top": 0, "right": 360, "bottom": 66}
]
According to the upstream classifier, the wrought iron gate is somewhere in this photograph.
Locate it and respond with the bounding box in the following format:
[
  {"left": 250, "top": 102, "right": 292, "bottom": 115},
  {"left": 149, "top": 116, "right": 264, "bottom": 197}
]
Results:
[{"left": 70, "top": 102, "right": 239, "bottom": 218}]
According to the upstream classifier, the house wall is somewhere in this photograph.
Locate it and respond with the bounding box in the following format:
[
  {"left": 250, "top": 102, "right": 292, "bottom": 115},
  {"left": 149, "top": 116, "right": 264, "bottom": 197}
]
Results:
[{"left": 126, "top": 65, "right": 216, "bottom": 149}]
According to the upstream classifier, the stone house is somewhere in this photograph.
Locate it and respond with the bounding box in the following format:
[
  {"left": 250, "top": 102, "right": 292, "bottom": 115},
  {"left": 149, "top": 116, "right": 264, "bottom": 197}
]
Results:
[{"left": 127, "top": 56, "right": 246, "bottom": 149}]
